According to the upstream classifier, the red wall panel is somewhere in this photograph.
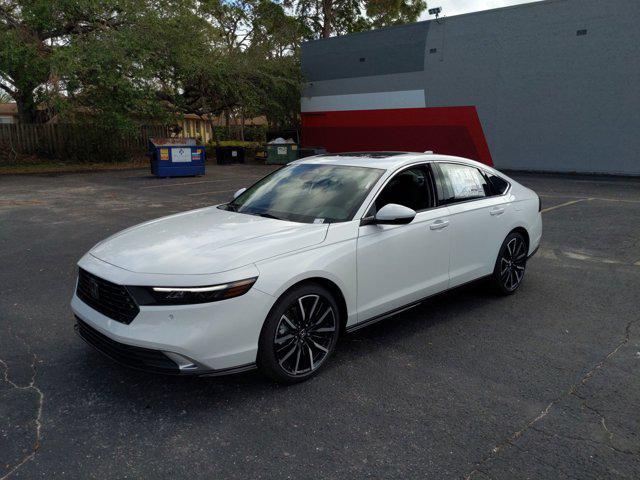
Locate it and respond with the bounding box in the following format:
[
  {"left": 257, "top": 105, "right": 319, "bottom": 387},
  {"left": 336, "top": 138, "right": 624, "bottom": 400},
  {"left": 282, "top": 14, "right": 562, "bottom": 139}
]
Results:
[{"left": 301, "top": 106, "right": 493, "bottom": 166}]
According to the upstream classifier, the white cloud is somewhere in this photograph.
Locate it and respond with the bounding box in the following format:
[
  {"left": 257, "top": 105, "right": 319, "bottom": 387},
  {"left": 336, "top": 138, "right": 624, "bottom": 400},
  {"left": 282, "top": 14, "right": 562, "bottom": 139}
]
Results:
[{"left": 419, "top": 0, "right": 544, "bottom": 20}]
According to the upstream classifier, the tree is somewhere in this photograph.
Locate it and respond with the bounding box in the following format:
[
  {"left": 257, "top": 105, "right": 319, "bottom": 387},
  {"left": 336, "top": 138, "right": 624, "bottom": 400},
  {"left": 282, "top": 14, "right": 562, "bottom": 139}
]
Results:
[
  {"left": 286, "top": 0, "right": 427, "bottom": 39},
  {"left": 159, "top": 0, "right": 304, "bottom": 140},
  {"left": 0, "top": 0, "right": 201, "bottom": 127},
  {"left": 0, "top": 0, "right": 128, "bottom": 122}
]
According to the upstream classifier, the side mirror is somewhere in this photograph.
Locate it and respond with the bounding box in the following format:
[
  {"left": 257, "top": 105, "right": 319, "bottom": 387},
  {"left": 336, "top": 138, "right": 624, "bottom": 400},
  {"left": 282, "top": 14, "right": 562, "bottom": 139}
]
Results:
[
  {"left": 233, "top": 187, "right": 247, "bottom": 199},
  {"left": 372, "top": 203, "right": 416, "bottom": 225}
]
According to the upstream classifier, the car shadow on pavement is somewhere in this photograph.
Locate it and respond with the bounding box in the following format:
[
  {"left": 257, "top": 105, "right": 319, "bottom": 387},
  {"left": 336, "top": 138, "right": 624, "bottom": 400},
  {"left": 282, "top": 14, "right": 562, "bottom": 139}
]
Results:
[{"left": 69, "top": 280, "right": 494, "bottom": 411}]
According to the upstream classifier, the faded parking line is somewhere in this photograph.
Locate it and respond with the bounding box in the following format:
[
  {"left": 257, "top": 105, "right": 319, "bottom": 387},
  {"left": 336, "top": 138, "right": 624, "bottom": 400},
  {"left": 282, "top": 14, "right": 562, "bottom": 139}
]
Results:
[
  {"left": 541, "top": 198, "right": 593, "bottom": 213},
  {"left": 537, "top": 247, "right": 639, "bottom": 267},
  {"left": 539, "top": 194, "right": 640, "bottom": 204},
  {"left": 187, "top": 189, "right": 237, "bottom": 197},
  {"left": 141, "top": 177, "right": 262, "bottom": 189}
]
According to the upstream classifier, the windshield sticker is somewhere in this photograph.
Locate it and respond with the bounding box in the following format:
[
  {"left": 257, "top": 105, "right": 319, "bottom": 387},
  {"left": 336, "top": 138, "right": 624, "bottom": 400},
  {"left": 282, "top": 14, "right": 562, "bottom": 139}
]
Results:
[{"left": 313, "top": 218, "right": 325, "bottom": 224}]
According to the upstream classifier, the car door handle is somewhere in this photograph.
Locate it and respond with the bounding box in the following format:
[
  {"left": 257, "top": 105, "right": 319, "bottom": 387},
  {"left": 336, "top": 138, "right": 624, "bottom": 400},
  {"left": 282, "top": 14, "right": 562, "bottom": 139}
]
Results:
[
  {"left": 490, "top": 207, "right": 505, "bottom": 216},
  {"left": 429, "top": 219, "right": 450, "bottom": 230}
]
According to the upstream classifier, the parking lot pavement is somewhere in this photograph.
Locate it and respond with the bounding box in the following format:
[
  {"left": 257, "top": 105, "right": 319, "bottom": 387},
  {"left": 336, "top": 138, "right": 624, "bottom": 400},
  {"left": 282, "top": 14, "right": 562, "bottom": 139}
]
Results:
[{"left": 1, "top": 166, "right": 639, "bottom": 479}]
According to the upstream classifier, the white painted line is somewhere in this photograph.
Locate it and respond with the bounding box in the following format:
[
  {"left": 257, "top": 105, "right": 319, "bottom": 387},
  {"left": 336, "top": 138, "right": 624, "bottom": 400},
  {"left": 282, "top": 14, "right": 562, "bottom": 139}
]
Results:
[
  {"left": 141, "top": 179, "right": 227, "bottom": 189},
  {"left": 538, "top": 248, "right": 636, "bottom": 267},
  {"left": 539, "top": 194, "right": 640, "bottom": 204},
  {"left": 141, "top": 177, "right": 262, "bottom": 190},
  {"left": 541, "top": 198, "right": 592, "bottom": 213},
  {"left": 187, "top": 189, "right": 237, "bottom": 197},
  {"left": 562, "top": 251, "right": 592, "bottom": 261}
]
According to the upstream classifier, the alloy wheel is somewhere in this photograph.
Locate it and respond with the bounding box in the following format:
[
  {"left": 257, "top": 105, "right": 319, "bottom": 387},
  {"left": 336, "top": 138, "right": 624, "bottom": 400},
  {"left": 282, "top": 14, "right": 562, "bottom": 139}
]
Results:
[
  {"left": 500, "top": 237, "right": 527, "bottom": 291},
  {"left": 274, "top": 294, "right": 337, "bottom": 376}
]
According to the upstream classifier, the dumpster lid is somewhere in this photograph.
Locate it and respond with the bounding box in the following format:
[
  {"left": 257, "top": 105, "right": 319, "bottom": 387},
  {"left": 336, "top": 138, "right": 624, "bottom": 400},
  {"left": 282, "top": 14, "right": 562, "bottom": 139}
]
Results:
[{"left": 149, "top": 137, "right": 197, "bottom": 147}]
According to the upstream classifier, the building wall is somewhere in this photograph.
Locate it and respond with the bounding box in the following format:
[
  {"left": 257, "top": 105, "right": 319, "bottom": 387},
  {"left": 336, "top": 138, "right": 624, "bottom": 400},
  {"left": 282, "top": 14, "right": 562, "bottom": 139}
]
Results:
[{"left": 301, "top": 0, "right": 640, "bottom": 175}]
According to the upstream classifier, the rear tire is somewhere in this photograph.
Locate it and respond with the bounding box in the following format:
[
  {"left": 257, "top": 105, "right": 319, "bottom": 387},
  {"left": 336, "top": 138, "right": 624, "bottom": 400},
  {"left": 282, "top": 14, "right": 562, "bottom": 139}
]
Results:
[
  {"left": 257, "top": 283, "right": 341, "bottom": 383},
  {"left": 490, "top": 231, "right": 528, "bottom": 295}
]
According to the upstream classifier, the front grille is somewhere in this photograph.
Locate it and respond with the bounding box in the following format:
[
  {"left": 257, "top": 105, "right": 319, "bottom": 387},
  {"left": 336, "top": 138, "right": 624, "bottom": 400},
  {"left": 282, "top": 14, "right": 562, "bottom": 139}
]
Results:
[
  {"left": 76, "top": 318, "right": 179, "bottom": 374},
  {"left": 76, "top": 268, "right": 139, "bottom": 324}
]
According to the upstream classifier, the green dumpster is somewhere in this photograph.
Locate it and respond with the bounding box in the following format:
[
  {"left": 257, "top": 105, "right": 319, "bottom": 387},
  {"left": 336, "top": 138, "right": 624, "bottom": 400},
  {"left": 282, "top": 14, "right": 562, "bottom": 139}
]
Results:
[{"left": 266, "top": 139, "right": 297, "bottom": 164}]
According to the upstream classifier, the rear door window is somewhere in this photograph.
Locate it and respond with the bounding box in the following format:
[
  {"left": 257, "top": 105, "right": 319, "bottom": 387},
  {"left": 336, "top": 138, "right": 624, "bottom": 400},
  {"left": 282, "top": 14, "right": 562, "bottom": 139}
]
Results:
[{"left": 435, "top": 163, "right": 492, "bottom": 204}]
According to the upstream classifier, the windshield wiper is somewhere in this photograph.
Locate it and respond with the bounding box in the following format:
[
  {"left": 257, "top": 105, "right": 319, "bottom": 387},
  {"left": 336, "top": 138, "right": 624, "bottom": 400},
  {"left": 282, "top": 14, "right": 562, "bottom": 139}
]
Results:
[{"left": 253, "top": 212, "right": 283, "bottom": 220}]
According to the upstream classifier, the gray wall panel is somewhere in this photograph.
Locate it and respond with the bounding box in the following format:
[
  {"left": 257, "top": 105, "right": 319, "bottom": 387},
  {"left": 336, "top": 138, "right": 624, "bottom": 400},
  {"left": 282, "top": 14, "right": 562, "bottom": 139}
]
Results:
[
  {"left": 301, "top": 0, "right": 640, "bottom": 175},
  {"left": 302, "top": 71, "right": 426, "bottom": 98},
  {"left": 302, "top": 22, "right": 429, "bottom": 81}
]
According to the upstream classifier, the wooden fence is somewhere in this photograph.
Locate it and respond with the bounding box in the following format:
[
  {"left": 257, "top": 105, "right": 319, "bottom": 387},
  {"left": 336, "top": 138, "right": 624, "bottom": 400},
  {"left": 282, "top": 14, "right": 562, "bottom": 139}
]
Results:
[{"left": 0, "top": 123, "right": 171, "bottom": 163}]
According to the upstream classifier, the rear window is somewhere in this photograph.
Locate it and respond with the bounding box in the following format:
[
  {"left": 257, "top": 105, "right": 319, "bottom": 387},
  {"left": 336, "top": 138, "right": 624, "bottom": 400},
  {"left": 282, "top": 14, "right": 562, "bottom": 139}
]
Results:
[{"left": 487, "top": 174, "right": 510, "bottom": 195}]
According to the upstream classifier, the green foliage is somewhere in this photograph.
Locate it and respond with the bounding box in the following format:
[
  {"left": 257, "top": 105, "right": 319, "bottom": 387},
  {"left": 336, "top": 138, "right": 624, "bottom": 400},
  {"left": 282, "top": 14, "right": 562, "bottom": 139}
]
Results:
[
  {"left": 287, "top": 0, "right": 427, "bottom": 38},
  {"left": 366, "top": 0, "right": 427, "bottom": 29},
  {"left": 0, "top": 0, "right": 427, "bottom": 146}
]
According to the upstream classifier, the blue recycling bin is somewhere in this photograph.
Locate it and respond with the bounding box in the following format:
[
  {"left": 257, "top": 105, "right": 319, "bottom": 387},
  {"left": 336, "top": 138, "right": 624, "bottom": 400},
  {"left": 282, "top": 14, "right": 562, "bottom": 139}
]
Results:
[{"left": 148, "top": 138, "right": 205, "bottom": 177}]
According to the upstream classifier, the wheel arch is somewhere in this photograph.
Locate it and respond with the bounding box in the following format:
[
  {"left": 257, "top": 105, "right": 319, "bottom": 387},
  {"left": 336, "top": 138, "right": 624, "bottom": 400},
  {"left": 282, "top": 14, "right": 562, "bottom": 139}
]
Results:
[
  {"left": 509, "top": 226, "right": 530, "bottom": 250},
  {"left": 266, "top": 276, "right": 350, "bottom": 333}
]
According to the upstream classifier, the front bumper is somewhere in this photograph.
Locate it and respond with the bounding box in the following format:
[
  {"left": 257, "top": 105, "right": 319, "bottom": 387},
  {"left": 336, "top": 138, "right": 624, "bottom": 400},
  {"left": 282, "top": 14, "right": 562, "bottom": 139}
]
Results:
[
  {"left": 71, "top": 264, "right": 276, "bottom": 374},
  {"left": 75, "top": 317, "right": 256, "bottom": 376}
]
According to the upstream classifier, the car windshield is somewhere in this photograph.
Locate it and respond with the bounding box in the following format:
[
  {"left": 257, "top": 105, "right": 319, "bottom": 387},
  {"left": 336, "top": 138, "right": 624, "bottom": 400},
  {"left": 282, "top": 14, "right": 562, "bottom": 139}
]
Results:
[{"left": 221, "top": 163, "right": 385, "bottom": 223}]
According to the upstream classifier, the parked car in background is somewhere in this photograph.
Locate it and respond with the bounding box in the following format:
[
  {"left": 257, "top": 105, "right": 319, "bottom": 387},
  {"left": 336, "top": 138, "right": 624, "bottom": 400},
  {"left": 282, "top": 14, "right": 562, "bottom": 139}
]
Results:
[{"left": 71, "top": 152, "right": 542, "bottom": 383}]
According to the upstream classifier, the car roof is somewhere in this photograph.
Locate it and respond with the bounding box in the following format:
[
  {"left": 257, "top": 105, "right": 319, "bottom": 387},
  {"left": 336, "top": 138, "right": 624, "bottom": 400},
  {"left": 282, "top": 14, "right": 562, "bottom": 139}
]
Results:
[{"left": 291, "top": 151, "right": 493, "bottom": 172}]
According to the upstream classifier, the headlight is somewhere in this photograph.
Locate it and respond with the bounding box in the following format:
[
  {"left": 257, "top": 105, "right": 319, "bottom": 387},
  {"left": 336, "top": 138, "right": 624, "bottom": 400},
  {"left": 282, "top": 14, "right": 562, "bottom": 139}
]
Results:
[{"left": 127, "top": 277, "right": 257, "bottom": 306}]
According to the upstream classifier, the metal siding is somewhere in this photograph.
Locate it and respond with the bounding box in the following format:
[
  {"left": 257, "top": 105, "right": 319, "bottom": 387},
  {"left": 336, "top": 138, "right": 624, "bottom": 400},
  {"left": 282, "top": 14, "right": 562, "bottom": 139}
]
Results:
[
  {"left": 302, "top": 22, "right": 429, "bottom": 81},
  {"left": 301, "top": 0, "right": 640, "bottom": 175}
]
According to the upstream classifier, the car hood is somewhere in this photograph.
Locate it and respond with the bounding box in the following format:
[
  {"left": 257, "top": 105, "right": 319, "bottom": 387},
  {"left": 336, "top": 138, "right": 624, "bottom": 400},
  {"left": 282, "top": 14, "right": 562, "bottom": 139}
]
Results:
[{"left": 89, "top": 206, "right": 328, "bottom": 275}]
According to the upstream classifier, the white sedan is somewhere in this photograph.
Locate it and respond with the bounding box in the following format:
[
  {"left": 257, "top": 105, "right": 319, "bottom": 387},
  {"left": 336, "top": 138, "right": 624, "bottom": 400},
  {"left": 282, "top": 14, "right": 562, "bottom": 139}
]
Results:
[{"left": 72, "top": 152, "right": 542, "bottom": 382}]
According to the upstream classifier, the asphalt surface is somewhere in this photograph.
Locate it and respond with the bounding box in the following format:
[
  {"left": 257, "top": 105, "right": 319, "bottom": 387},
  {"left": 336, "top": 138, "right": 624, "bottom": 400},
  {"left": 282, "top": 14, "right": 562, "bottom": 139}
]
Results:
[{"left": 1, "top": 165, "right": 639, "bottom": 479}]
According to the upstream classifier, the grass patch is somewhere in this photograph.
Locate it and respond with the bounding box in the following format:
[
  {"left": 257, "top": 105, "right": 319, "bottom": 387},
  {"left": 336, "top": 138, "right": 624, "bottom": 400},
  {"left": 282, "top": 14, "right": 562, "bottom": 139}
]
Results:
[{"left": 0, "top": 158, "right": 149, "bottom": 175}]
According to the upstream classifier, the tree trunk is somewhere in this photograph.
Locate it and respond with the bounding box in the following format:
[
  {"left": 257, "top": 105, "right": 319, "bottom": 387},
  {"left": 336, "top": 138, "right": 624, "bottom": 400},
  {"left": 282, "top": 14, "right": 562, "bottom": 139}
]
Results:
[
  {"left": 321, "top": 0, "right": 333, "bottom": 38},
  {"left": 15, "top": 90, "right": 39, "bottom": 123},
  {"left": 225, "top": 111, "right": 232, "bottom": 139},
  {"left": 207, "top": 118, "right": 221, "bottom": 147},
  {"left": 240, "top": 107, "right": 245, "bottom": 142}
]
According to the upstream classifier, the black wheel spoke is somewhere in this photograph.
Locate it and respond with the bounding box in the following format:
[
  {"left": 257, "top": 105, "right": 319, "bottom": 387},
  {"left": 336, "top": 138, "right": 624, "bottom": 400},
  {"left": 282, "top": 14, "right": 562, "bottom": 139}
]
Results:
[
  {"left": 311, "top": 326, "right": 335, "bottom": 333},
  {"left": 309, "top": 339, "right": 329, "bottom": 353},
  {"left": 293, "top": 346, "right": 302, "bottom": 374},
  {"left": 282, "top": 314, "right": 297, "bottom": 330},
  {"left": 309, "top": 307, "right": 332, "bottom": 329},
  {"left": 307, "top": 344, "right": 315, "bottom": 370},
  {"left": 279, "top": 344, "right": 297, "bottom": 365},
  {"left": 308, "top": 296, "right": 319, "bottom": 322}
]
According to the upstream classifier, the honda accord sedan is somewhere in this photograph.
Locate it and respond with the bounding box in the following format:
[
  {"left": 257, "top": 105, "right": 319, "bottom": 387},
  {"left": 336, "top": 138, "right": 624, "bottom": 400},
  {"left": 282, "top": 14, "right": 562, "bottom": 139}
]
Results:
[{"left": 72, "top": 152, "right": 541, "bottom": 382}]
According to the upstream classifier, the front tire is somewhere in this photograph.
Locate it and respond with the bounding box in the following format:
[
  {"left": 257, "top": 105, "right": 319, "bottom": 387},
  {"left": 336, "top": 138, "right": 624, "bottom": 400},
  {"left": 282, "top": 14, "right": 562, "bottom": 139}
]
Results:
[
  {"left": 257, "top": 283, "right": 341, "bottom": 383},
  {"left": 490, "top": 232, "right": 528, "bottom": 295}
]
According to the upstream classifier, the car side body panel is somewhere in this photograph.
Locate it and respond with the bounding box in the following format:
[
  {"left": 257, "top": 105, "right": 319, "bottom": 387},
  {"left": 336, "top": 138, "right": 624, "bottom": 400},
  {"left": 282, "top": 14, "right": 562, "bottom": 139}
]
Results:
[{"left": 254, "top": 220, "right": 360, "bottom": 327}]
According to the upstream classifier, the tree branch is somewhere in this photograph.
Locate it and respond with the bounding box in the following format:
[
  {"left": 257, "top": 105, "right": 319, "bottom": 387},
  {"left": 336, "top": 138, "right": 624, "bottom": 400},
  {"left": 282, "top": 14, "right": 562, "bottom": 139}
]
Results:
[
  {"left": 44, "top": 15, "right": 124, "bottom": 40},
  {"left": 0, "top": 3, "right": 20, "bottom": 30},
  {"left": 0, "top": 79, "right": 16, "bottom": 98}
]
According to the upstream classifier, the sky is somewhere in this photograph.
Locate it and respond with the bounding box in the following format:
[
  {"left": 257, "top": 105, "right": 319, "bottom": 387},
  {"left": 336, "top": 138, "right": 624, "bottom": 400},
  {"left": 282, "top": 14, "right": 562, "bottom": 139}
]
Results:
[{"left": 419, "top": 0, "right": 544, "bottom": 19}]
